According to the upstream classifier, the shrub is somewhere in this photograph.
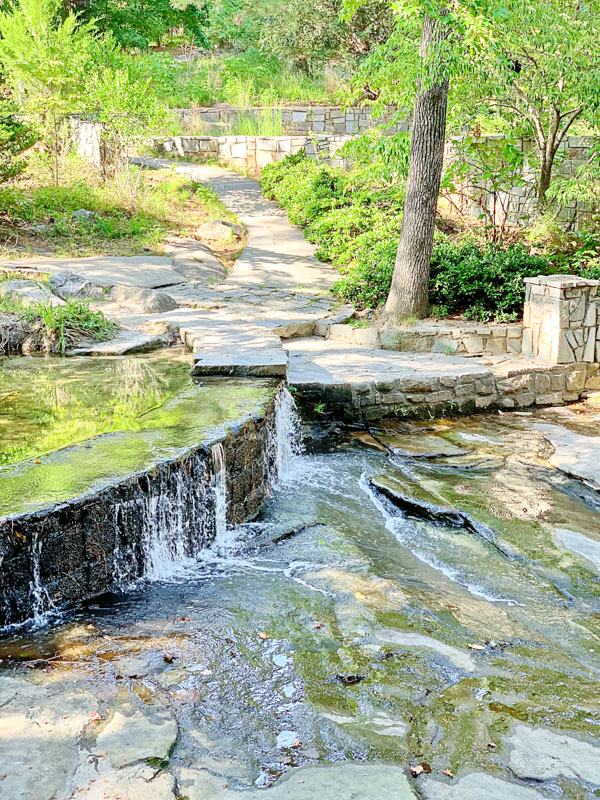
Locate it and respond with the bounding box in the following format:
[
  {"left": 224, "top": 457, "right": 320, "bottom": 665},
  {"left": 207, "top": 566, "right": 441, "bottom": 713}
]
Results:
[
  {"left": 429, "top": 241, "right": 553, "bottom": 322},
  {"left": 260, "top": 153, "right": 600, "bottom": 320},
  {"left": 260, "top": 152, "right": 406, "bottom": 307}
]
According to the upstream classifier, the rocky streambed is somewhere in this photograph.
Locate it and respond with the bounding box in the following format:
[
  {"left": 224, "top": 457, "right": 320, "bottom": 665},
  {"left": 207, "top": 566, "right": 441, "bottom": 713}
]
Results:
[{"left": 0, "top": 392, "right": 599, "bottom": 799}]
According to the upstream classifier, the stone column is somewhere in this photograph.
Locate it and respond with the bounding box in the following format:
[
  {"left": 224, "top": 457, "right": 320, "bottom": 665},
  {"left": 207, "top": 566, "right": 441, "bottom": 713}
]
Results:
[{"left": 522, "top": 275, "right": 598, "bottom": 364}]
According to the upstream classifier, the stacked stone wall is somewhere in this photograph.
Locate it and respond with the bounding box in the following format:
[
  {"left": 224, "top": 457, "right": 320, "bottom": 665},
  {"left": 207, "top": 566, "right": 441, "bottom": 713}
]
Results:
[
  {"left": 158, "top": 133, "right": 354, "bottom": 173},
  {"left": 294, "top": 361, "right": 599, "bottom": 423},
  {"left": 0, "top": 385, "right": 282, "bottom": 627},
  {"left": 175, "top": 105, "right": 404, "bottom": 136},
  {"left": 522, "top": 275, "right": 599, "bottom": 364},
  {"left": 322, "top": 320, "right": 523, "bottom": 356},
  {"left": 445, "top": 135, "right": 597, "bottom": 229}
]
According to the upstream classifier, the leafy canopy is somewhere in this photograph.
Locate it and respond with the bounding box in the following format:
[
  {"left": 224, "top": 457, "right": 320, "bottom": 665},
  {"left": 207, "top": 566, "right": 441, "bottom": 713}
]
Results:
[{"left": 346, "top": 0, "right": 600, "bottom": 137}]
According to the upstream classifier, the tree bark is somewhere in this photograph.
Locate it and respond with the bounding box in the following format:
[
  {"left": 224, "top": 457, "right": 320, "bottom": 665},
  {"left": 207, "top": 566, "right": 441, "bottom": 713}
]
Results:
[
  {"left": 537, "top": 155, "right": 553, "bottom": 210},
  {"left": 384, "top": 12, "right": 450, "bottom": 321}
]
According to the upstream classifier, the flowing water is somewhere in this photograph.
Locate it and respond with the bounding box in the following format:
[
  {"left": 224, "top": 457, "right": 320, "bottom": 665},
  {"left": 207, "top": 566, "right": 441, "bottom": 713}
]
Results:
[{"left": 1, "top": 393, "right": 600, "bottom": 799}]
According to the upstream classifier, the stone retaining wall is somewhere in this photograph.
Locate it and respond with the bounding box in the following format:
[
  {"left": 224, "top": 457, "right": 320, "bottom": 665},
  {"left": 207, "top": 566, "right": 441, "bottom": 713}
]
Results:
[
  {"left": 158, "top": 133, "right": 353, "bottom": 173},
  {"left": 175, "top": 105, "right": 404, "bottom": 136},
  {"left": 446, "top": 135, "right": 598, "bottom": 229},
  {"left": 321, "top": 320, "right": 523, "bottom": 356},
  {"left": 0, "top": 384, "right": 283, "bottom": 627},
  {"left": 294, "top": 362, "right": 599, "bottom": 423}
]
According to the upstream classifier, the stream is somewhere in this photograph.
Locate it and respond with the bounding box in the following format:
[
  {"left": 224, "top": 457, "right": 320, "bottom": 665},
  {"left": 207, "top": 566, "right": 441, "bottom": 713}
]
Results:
[{"left": 1, "top": 371, "right": 600, "bottom": 798}]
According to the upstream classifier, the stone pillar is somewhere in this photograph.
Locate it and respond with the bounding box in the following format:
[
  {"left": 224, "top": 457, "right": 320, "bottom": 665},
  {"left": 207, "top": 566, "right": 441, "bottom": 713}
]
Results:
[{"left": 522, "top": 275, "right": 599, "bottom": 364}]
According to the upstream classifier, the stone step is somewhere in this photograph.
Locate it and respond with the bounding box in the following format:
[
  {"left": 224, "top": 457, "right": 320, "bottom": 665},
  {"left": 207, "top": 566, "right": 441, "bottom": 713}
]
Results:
[
  {"left": 184, "top": 320, "right": 287, "bottom": 377},
  {"left": 68, "top": 329, "right": 164, "bottom": 356}
]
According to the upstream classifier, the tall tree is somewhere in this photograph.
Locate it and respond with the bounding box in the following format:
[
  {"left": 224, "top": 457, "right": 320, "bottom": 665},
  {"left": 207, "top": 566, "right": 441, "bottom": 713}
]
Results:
[
  {"left": 346, "top": 0, "right": 600, "bottom": 320},
  {"left": 467, "top": 0, "right": 600, "bottom": 211},
  {"left": 384, "top": 7, "right": 450, "bottom": 319}
]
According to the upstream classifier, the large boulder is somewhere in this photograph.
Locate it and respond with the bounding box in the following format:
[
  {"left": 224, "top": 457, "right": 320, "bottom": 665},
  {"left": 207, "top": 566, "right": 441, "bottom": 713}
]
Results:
[
  {"left": 142, "top": 291, "right": 178, "bottom": 313},
  {"left": 110, "top": 284, "right": 178, "bottom": 313},
  {"left": 0, "top": 279, "right": 64, "bottom": 308},
  {"left": 196, "top": 218, "right": 243, "bottom": 241},
  {"left": 49, "top": 271, "right": 105, "bottom": 301}
]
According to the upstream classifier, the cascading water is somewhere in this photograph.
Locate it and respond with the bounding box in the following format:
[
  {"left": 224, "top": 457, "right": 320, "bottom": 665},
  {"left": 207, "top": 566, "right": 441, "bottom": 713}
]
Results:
[
  {"left": 28, "top": 530, "right": 53, "bottom": 627},
  {"left": 211, "top": 442, "right": 236, "bottom": 553},
  {"left": 270, "top": 387, "right": 304, "bottom": 484},
  {"left": 140, "top": 454, "right": 212, "bottom": 580}
]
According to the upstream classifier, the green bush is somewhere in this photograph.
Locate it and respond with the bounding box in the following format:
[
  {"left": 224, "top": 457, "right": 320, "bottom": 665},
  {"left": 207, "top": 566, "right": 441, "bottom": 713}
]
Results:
[
  {"left": 261, "top": 152, "right": 406, "bottom": 307},
  {"left": 260, "top": 153, "right": 600, "bottom": 320},
  {"left": 429, "top": 241, "right": 553, "bottom": 322}
]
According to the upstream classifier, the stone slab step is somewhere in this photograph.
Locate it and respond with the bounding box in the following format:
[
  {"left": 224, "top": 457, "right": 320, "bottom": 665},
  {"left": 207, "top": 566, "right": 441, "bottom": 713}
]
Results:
[
  {"left": 68, "top": 330, "right": 164, "bottom": 356},
  {"left": 0, "top": 256, "right": 185, "bottom": 289},
  {"left": 185, "top": 321, "right": 287, "bottom": 377},
  {"left": 286, "top": 337, "right": 490, "bottom": 388}
]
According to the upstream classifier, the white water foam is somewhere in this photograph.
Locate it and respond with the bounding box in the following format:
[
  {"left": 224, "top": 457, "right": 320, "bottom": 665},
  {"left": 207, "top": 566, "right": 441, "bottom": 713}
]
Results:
[
  {"left": 270, "top": 387, "right": 304, "bottom": 484},
  {"left": 28, "top": 529, "right": 54, "bottom": 628},
  {"left": 358, "top": 472, "right": 522, "bottom": 606},
  {"left": 211, "top": 442, "right": 238, "bottom": 554}
]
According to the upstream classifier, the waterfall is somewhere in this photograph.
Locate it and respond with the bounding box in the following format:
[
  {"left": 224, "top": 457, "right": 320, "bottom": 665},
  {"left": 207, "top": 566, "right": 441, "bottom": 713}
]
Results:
[
  {"left": 211, "top": 442, "right": 234, "bottom": 552},
  {"left": 29, "top": 530, "right": 53, "bottom": 626},
  {"left": 270, "top": 387, "right": 304, "bottom": 483},
  {"left": 140, "top": 453, "right": 211, "bottom": 580}
]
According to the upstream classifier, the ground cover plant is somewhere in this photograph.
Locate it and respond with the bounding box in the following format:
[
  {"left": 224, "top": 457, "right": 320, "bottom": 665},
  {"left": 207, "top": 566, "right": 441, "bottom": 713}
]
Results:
[
  {"left": 0, "top": 155, "right": 242, "bottom": 260},
  {"left": 261, "top": 152, "right": 600, "bottom": 321},
  {"left": 0, "top": 288, "right": 115, "bottom": 354}
]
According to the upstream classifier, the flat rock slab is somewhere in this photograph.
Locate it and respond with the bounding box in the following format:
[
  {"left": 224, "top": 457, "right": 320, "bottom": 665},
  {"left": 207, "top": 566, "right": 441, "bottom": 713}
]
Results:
[
  {"left": 422, "top": 773, "right": 546, "bottom": 799},
  {"left": 286, "top": 338, "right": 491, "bottom": 386},
  {"left": 0, "top": 256, "right": 184, "bottom": 289},
  {"left": 186, "top": 320, "right": 287, "bottom": 377},
  {"left": 68, "top": 329, "right": 164, "bottom": 356},
  {"left": 94, "top": 706, "right": 178, "bottom": 768},
  {"left": 175, "top": 763, "right": 417, "bottom": 799},
  {"left": 0, "top": 675, "right": 97, "bottom": 800},
  {"left": 0, "top": 278, "right": 64, "bottom": 308},
  {"left": 534, "top": 422, "right": 600, "bottom": 488},
  {"left": 506, "top": 723, "right": 600, "bottom": 785},
  {"left": 554, "top": 528, "right": 600, "bottom": 571}
]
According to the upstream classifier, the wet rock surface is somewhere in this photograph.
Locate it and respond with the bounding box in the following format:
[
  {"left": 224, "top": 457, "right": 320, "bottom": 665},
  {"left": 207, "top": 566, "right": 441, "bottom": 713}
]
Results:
[{"left": 1, "top": 405, "right": 599, "bottom": 799}]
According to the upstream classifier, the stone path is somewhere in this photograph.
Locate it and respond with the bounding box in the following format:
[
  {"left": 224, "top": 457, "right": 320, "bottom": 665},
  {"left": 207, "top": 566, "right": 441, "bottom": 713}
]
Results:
[{"left": 2, "top": 158, "right": 597, "bottom": 407}]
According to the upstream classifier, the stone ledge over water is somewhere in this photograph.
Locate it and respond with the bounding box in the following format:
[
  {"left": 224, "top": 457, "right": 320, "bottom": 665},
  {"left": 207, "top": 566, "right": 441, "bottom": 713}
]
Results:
[{"left": 0, "top": 353, "right": 285, "bottom": 627}]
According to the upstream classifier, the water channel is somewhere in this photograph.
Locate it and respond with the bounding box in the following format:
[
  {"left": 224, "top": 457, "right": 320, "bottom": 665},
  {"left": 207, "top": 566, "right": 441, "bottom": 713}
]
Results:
[{"left": 0, "top": 351, "right": 599, "bottom": 799}]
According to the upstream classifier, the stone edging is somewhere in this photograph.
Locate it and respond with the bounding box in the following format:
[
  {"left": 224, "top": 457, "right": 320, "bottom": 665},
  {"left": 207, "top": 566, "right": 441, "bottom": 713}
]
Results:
[
  {"left": 0, "top": 382, "right": 284, "bottom": 627},
  {"left": 320, "top": 319, "right": 524, "bottom": 356}
]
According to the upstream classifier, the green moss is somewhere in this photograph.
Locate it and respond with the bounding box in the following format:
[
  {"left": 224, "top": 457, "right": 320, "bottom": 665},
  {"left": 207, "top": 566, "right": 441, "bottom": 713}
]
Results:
[{"left": 0, "top": 353, "right": 277, "bottom": 516}]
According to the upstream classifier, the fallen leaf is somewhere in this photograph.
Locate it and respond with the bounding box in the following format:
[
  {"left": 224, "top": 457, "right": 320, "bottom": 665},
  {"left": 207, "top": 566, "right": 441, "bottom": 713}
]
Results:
[
  {"left": 468, "top": 643, "right": 486, "bottom": 651},
  {"left": 336, "top": 674, "right": 365, "bottom": 686},
  {"left": 90, "top": 712, "right": 102, "bottom": 722},
  {"left": 354, "top": 591, "right": 366, "bottom": 600},
  {"left": 443, "top": 769, "right": 454, "bottom": 779},
  {"left": 258, "top": 632, "right": 270, "bottom": 640},
  {"left": 410, "top": 765, "right": 424, "bottom": 777}
]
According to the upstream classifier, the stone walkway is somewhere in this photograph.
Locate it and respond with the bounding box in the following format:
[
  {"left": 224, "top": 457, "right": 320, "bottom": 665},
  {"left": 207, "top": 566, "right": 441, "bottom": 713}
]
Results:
[{"left": 2, "top": 158, "right": 597, "bottom": 412}]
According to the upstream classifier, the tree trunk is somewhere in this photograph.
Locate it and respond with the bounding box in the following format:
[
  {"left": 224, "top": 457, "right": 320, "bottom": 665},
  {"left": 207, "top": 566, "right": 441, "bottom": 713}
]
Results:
[
  {"left": 384, "top": 13, "right": 450, "bottom": 321},
  {"left": 537, "top": 155, "right": 553, "bottom": 210}
]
